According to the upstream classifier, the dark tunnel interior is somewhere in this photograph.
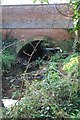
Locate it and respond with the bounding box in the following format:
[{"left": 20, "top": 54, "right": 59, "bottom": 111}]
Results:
[
  {"left": 17, "top": 40, "right": 43, "bottom": 64},
  {"left": 17, "top": 40, "right": 63, "bottom": 65}
]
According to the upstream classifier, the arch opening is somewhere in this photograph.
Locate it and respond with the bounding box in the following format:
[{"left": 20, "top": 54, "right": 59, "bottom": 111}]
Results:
[
  {"left": 17, "top": 38, "right": 56, "bottom": 65},
  {"left": 17, "top": 40, "right": 43, "bottom": 64}
]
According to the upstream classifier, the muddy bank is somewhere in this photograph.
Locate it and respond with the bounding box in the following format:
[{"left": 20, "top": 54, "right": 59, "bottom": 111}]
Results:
[{"left": 2, "top": 60, "right": 48, "bottom": 99}]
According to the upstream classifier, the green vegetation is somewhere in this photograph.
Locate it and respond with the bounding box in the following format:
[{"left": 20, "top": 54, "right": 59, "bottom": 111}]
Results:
[
  {"left": 1, "top": 33, "right": 17, "bottom": 73},
  {"left": 63, "top": 53, "right": 78, "bottom": 72},
  {"left": 2, "top": 52, "right": 80, "bottom": 119},
  {"left": 33, "top": 0, "right": 49, "bottom": 3},
  {"left": 1, "top": 0, "right": 80, "bottom": 119},
  {"left": 2, "top": 51, "right": 16, "bottom": 73}
]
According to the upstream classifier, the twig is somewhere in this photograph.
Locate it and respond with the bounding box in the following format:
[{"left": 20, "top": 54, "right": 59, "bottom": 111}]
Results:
[
  {"left": 52, "top": 67, "right": 66, "bottom": 78},
  {"left": 0, "top": 39, "right": 26, "bottom": 53},
  {"left": 23, "top": 51, "right": 31, "bottom": 57},
  {"left": 55, "top": 4, "right": 73, "bottom": 18}
]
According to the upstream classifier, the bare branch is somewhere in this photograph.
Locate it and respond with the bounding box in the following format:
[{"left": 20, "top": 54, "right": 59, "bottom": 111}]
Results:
[{"left": 55, "top": 4, "right": 73, "bottom": 18}]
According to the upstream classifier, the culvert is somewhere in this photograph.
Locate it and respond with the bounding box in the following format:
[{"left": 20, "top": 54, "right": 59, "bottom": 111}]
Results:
[
  {"left": 16, "top": 40, "right": 62, "bottom": 65},
  {"left": 17, "top": 40, "right": 43, "bottom": 64}
]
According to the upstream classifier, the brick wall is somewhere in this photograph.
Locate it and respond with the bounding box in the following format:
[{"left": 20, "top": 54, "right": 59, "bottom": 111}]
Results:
[
  {"left": 2, "top": 28, "right": 71, "bottom": 41},
  {"left": 1, "top": 4, "right": 73, "bottom": 41}
]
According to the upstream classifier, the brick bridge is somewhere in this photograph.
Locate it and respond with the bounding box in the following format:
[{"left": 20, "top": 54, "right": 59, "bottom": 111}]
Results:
[{"left": 1, "top": 4, "right": 73, "bottom": 53}]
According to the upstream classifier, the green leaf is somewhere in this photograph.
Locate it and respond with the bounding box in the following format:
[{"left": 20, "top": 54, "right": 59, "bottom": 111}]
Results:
[
  {"left": 77, "top": 111, "right": 80, "bottom": 118},
  {"left": 41, "top": 0, "right": 49, "bottom": 3},
  {"left": 34, "top": 0, "right": 49, "bottom": 3},
  {"left": 33, "top": 0, "right": 37, "bottom": 3}
]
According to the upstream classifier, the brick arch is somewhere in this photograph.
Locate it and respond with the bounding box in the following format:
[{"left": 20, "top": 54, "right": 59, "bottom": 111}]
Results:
[{"left": 16, "top": 36, "right": 54, "bottom": 54}]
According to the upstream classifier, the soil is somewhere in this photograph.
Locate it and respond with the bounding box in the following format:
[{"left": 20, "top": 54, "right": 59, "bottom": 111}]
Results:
[
  {"left": 2, "top": 61, "right": 48, "bottom": 99},
  {"left": 2, "top": 58, "right": 67, "bottom": 100}
]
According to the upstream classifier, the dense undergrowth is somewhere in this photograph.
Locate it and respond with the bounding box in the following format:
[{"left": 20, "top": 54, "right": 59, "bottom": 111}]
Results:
[
  {"left": 2, "top": 34, "right": 17, "bottom": 73},
  {"left": 2, "top": 51, "right": 16, "bottom": 73},
  {"left": 2, "top": 52, "right": 80, "bottom": 119}
]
